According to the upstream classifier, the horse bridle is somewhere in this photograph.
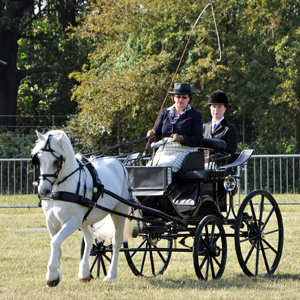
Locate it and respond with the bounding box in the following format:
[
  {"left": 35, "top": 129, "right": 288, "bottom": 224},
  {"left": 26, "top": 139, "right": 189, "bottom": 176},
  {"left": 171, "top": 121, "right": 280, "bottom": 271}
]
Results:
[{"left": 32, "top": 134, "right": 64, "bottom": 186}]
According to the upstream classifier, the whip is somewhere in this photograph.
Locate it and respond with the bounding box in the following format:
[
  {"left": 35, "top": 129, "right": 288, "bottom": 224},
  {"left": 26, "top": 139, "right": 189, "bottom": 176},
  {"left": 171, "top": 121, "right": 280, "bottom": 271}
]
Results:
[{"left": 145, "top": 3, "right": 221, "bottom": 149}]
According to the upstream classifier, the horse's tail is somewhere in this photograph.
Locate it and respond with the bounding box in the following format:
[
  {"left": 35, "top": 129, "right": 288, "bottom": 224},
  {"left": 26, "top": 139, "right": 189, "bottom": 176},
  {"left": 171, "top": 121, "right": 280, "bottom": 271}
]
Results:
[{"left": 92, "top": 210, "right": 141, "bottom": 242}]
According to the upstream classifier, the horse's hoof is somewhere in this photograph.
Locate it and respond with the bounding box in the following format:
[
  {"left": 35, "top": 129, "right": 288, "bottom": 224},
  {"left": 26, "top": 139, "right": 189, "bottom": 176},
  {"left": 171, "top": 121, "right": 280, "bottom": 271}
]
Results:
[
  {"left": 80, "top": 275, "right": 93, "bottom": 283},
  {"left": 47, "top": 278, "right": 60, "bottom": 287}
]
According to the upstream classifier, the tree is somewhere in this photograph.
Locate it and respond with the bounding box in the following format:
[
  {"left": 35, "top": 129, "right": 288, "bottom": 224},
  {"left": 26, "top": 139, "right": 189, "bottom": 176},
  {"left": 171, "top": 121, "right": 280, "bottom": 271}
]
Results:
[{"left": 0, "top": 0, "right": 88, "bottom": 129}]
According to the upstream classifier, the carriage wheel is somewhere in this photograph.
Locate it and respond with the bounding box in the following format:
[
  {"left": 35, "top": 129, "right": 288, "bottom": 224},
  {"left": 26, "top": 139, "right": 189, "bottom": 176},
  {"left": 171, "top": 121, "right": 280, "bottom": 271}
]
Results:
[
  {"left": 193, "top": 215, "right": 227, "bottom": 280},
  {"left": 123, "top": 233, "right": 172, "bottom": 277},
  {"left": 80, "top": 237, "right": 112, "bottom": 278},
  {"left": 234, "top": 190, "right": 284, "bottom": 277}
]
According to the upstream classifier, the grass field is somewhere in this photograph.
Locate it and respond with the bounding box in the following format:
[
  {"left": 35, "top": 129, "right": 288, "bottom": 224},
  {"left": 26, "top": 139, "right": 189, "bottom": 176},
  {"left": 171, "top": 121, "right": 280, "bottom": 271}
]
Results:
[{"left": 0, "top": 202, "right": 300, "bottom": 300}]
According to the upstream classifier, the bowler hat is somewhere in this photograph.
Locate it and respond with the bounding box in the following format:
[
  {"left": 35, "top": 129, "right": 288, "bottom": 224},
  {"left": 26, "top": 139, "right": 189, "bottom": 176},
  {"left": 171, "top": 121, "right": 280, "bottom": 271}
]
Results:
[
  {"left": 208, "top": 90, "right": 229, "bottom": 107},
  {"left": 169, "top": 83, "right": 196, "bottom": 95}
]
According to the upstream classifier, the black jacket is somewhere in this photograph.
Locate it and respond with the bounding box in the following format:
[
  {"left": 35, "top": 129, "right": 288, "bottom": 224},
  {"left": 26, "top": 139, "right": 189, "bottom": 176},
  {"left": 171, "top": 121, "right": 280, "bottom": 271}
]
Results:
[
  {"left": 203, "top": 118, "right": 238, "bottom": 156},
  {"left": 154, "top": 107, "right": 203, "bottom": 147}
]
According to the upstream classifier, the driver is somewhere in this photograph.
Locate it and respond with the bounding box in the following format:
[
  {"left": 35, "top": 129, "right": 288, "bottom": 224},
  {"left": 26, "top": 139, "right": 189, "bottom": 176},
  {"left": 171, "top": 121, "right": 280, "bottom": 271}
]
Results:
[{"left": 147, "top": 83, "right": 203, "bottom": 173}]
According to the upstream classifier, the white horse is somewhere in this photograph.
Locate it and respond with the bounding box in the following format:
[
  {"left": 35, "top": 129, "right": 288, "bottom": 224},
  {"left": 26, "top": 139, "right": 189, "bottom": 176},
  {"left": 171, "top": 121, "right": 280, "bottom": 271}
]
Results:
[{"left": 32, "top": 130, "right": 131, "bottom": 287}]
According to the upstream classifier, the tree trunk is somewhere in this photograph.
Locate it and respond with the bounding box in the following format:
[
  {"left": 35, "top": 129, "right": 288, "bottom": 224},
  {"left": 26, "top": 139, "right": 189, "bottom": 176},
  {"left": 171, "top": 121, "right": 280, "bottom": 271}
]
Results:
[{"left": 0, "top": 30, "right": 20, "bottom": 130}]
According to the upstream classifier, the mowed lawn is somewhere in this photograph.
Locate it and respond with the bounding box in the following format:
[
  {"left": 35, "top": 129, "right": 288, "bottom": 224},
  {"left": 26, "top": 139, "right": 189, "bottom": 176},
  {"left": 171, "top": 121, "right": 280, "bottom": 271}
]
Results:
[{"left": 0, "top": 204, "right": 299, "bottom": 300}]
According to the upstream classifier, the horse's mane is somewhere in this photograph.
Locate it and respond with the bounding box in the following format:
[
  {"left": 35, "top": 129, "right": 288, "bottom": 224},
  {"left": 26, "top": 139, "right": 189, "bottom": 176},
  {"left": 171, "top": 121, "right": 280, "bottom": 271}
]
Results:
[{"left": 31, "top": 130, "right": 74, "bottom": 157}]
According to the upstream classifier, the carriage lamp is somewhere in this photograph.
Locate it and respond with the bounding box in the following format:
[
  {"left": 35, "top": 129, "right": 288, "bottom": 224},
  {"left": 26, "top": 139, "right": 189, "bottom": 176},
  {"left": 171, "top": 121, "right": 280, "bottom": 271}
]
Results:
[
  {"left": 33, "top": 181, "right": 39, "bottom": 187},
  {"left": 223, "top": 175, "right": 237, "bottom": 192}
]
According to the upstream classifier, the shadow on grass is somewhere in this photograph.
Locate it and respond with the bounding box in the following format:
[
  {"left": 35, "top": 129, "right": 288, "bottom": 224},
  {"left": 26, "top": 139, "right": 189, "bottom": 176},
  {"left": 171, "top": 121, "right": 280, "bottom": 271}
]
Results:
[{"left": 140, "top": 273, "right": 300, "bottom": 290}]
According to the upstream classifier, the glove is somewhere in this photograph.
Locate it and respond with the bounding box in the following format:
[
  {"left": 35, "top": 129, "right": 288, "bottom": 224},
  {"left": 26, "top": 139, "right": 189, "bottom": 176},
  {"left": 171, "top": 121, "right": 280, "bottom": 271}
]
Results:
[
  {"left": 171, "top": 133, "right": 184, "bottom": 143},
  {"left": 147, "top": 129, "right": 155, "bottom": 138}
]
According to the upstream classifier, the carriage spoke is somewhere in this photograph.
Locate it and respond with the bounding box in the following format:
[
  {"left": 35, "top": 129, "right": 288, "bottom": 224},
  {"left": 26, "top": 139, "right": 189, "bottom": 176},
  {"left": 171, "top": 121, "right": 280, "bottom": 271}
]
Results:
[
  {"left": 102, "top": 253, "right": 111, "bottom": 263},
  {"left": 205, "top": 256, "right": 211, "bottom": 280},
  {"left": 244, "top": 238, "right": 258, "bottom": 265},
  {"left": 241, "top": 217, "right": 257, "bottom": 233},
  {"left": 213, "top": 231, "right": 222, "bottom": 245},
  {"left": 249, "top": 200, "right": 259, "bottom": 232},
  {"left": 153, "top": 245, "right": 167, "bottom": 263},
  {"left": 149, "top": 248, "right": 155, "bottom": 275},
  {"left": 258, "top": 195, "right": 264, "bottom": 228},
  {"left": 130, "top": 238, "right": 147, "bottom": 259},
  {"left": 255, "top": 240, "right": 260, "bottom": 276},
  {"left": 239, "top": 235, "right": 257, "bottom": 244},
  {"left": 100, "top": 254, "right": 108, "bottom": 276},
  {"left": 212, "top": 255, "right": 222, "bottom": 269},
  {"left": 261, "top": 207, "right": 275, "bottom": 232},
  {"left": 261, "top": 238, "right": 279, "bottom": 255},
  {"left": 260, "top": 241, "right": 270, "bottom": 273},
  {"left": 210, "top": 256, "right": 216, "bottom": 279},
  {"left": 199, "top": 254, "right": 209, "bottom": 270},
  {"left": 205, "top": 225, "right": 210, "bottom": 246},
  {"left": 139, "top": 241, "right": 150, "bottom": 274},
  {"left": 210, "top": 221, "right": 216, "bottom": 245}
]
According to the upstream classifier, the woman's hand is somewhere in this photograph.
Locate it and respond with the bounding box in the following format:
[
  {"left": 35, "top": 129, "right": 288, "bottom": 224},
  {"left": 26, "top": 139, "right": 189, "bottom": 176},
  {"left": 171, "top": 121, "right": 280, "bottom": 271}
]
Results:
[
  {"left": 147, "top": 129, "right": 155, "bottom": 138},
  {"left": 171, "top": 133, "right": 184, "bottom": 143},
  {"left": 204, "top": 156, "right": 211, "bottom": 164}
]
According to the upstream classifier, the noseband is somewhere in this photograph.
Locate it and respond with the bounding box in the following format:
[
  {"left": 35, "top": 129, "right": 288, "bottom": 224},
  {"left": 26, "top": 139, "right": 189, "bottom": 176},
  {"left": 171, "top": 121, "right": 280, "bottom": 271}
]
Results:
[{"left": 32, "top": 135, "right": 64, "bottom": 186}]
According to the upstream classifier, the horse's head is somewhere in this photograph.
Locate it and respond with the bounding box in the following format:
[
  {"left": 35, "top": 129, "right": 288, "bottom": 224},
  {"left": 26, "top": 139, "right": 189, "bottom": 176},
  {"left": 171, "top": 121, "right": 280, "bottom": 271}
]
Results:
[{"left": 32, "top": 130, "right": 72, "bottom": 196}]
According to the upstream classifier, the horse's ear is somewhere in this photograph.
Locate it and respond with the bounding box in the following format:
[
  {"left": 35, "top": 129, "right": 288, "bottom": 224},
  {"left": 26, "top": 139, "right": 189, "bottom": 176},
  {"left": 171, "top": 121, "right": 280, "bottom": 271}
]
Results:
[
  {"left": 36, "top": 130, "right": 46, "bottom": 142},
  {"left": 57, "top": 131, "right": 64, "bottom": 146}
]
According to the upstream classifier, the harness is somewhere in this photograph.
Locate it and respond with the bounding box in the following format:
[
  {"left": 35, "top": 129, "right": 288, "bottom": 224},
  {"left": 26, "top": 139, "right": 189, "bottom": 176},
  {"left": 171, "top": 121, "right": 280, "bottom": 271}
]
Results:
[{"left": 32, "top": 135, "right": 105, "bottom": 222}]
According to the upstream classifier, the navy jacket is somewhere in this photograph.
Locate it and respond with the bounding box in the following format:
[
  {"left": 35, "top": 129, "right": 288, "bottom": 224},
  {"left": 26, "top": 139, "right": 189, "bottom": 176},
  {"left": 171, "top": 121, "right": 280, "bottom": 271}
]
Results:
[
  {"left": 154, "top": 107, "right": 203, "bottom": 147},
  {"left": 203, "top": 118, "right": 238, "bottom": 156}
]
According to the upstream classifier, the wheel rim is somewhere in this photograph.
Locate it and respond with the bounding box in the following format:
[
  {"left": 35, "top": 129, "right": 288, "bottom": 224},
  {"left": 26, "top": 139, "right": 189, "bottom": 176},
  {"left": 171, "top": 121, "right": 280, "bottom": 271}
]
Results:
[
  {"left": 235, "top": 190, "right": 284, "bottom": 276},
  {"left": 193, "top": 215, "right": 227, "bottom": 280},
  {"left": 124, "top": 233, "right": 172, "bottom": 277}
]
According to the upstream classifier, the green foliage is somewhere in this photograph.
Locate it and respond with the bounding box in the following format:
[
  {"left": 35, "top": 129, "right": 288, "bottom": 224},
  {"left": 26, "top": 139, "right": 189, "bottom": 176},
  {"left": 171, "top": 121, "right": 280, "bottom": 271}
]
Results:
[
  {"left": 17, "top": 18, "right": 83, "bottom": 123},
  {"left": 0, "top": 128, "right": 37, "bottom": 158}
]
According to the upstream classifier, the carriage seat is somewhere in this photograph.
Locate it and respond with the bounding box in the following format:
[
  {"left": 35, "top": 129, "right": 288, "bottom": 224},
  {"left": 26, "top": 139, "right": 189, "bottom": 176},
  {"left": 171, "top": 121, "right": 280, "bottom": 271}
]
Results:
[
  {"left": 173, "top": 151, "right": 223, "bottom": 181},
  {"left": 174, "top": 149, "right": 254, "bottom": 181},
  {"left": 201, "top": 137, "right": 226, "bottom": 151}
]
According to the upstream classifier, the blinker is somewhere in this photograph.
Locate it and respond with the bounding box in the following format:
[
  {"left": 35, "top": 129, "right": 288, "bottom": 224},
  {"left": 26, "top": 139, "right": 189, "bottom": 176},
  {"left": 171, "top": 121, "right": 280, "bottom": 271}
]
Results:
[{"left": 32, "top": 153, "right": 40, "bottom": 166}]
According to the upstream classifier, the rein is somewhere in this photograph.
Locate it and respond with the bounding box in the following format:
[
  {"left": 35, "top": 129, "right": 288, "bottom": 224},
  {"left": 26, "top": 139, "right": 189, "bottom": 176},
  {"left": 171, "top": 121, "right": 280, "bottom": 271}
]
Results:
[{"left": 41, "top": 188, "right": 188, "bottom": 228}]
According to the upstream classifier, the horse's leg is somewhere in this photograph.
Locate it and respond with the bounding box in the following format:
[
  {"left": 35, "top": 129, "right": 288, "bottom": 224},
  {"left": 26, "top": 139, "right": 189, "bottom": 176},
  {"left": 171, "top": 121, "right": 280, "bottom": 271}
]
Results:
[
  {"left": 78, "top": 224, "right": 94, "bottom": 282},
  {"left": 46, "top": 217, "right": 80, "bottom": 287},
  {"left": 45, "top": 220, "right": 61, "bottom": 287},
  {"left": 103, "top": 214, "right": 126, "bottom": 281}
]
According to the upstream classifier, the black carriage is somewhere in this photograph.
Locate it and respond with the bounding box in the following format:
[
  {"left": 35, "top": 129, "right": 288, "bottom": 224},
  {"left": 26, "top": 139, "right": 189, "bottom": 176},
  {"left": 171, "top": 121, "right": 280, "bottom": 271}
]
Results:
[{"left": 84, "top": 137, "right": 284, "bottom": 280}]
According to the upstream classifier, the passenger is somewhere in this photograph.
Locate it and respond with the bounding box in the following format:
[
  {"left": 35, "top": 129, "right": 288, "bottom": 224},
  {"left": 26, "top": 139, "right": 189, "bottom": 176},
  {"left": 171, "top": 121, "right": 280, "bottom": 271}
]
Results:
[
  {"left": 203, "top": 90, "right": 238, "bottom": 163},
  {"left": 147, "top": 83, "right": 203, "bottom": 175},
  {"left": 203, "top": 90, "right": 238, "bottom": 212}
]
